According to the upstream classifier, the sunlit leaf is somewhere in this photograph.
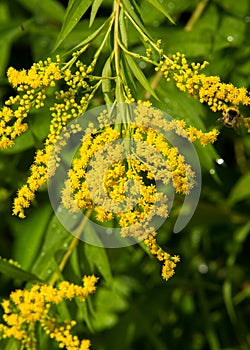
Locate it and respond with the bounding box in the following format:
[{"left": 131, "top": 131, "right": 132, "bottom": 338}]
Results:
[
  {"left": 102, "top": 53, "right": 114, "bottom": 105},
  {"left": 90, "top": 0, "right": 104, "bottom": 27},
  {"left": 124, "top": 53, "right": 158, "bottom": 100},
  {"left": 53, "top": 0, "right": 92, "bottom": 50},
  {"left": 144, "top": 0, "right": 175, "bottom": 24},
  {"left": 68, "top": 17, "right": 110, "bottom": 52},
  {"left": 122, "top": 0, "right": 151, "bottom": 39}
]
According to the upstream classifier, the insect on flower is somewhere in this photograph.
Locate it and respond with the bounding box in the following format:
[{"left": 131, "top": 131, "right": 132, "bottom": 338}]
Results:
[{"left": 217, "top": 106, "right": 242, "bottom": 134}]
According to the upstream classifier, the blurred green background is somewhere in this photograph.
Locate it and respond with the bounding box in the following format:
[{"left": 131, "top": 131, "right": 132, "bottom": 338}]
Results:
[{"left": 0, "top": 0, "right": 250, "bottom": 349}]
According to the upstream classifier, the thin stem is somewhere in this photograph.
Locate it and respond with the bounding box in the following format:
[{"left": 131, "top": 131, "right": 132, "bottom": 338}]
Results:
[
  {"left": 185, "top": 0, "right": 209, "bottom": 32},
  {"left": 114, "top": 0, "right": 121, "bottom": 77},
  {"left": 48, "top": 210, "right": 92, "bottom": 286},
  {"left": 124, "top": 9, "right": 173, "bottom": 66},
  {"left": 63, "top": 44, "right": 90, "bottom": 71},
  {"left": 93, "top": 14, "right": 115, "bottom": 62},
  {"left": 118, "top": 38, "right": 157, "bottom": 66}
]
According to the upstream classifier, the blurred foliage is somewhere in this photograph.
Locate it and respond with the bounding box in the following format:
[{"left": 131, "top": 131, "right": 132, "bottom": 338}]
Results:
[{"left": 0, "top": 0, "right": 250, "bottom": 349}]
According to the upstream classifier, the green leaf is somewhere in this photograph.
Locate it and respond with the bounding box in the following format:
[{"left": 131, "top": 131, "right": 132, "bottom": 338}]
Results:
[
  {"left": 119, "top": 6, "right": 128, "bottom": 47},
  {"left": 84, "top": 243, "right": 112, "bottom": 283},
  {"left": 53, "top": 0, "right": 93, "bottom": 50},
  {"left": 17, "top": 0, "right": 65, "bottom": 22},
  {"left": 10, "top": 203, "right": 52, "bottom": 270},
  {"left": 122, "top": 0, "right": 152, "bottom": 39},
  {"left": 213, "top": 0, "right": 249, "bottom": 17},
  {"left": 124, "top": 54, "right": 158, "bottom": 100},
  {"left": 30, "top": 111, "right": 51, "bottom": 142},
  {"left": 0, "top": 129, "right": 34, "bottom": 154},
  {"left": 91, "top": 278, "right": 129, "bottom": 331},
  {"left": 83, "top": 225, "right": 112, "bottom": 282},
  {"left": 75, "top": 298, "right": 93, "bottom": 331},
  {"left": 120, "top": 53, "right": 136, "bottom": 94},
  {"left": 68, "top": 17, "right": 109, "bottom": 52},
  {"left": 0, "top": 258, "right": 42, "bottom": 282},
  {"left": 102, "top": 53, "right": 114, "bottom": 105},
  {"left": 90, "top": 0, "right": 104, "bottom": 27},
  {"left": 144, "top": 0, "right": 175, "bottom": 24},
  {"left": 4, "top": 338, "right": 20, "bottom": 350},
  {"left": 31, "top": 215, "right": 73, "bottom": 281},
  {"left": 213, "top": 15, "right": 246, "bottom": 51},
  {"left": 228, "top": 172, "right": 250, "bottom": 205}
]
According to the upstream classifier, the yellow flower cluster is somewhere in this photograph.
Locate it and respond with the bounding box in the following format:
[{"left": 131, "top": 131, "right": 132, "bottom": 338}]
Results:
[
  {"left": 158, "top": 52, "right": 250, "bottom": 131},
  {"left": 0, "top": 57, "right": 62, "bottom": 149},
  {"left": 0, "top": 275, "right": 98, "bottom": 350},
  {"left": 144, "top": 231, "right": 180, "bottom": 281},
  {"left": 0, "top": 54, "right": 98, "bottom": 218},
  {"left": 61, "top": 104, "right": 218, "bottom": 240}
]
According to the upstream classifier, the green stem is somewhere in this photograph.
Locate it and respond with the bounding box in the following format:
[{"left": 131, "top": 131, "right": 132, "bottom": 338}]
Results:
[
  {"left": 118, "top": 38, "right": 157, "bottom": 66},
  {"left": 114, "top": 0, "right": 121, "bottom": 78},
  {"left": 93, "top": 14, "right": 115, "bottom": 62},
  {"left": 63, "top": 44, "right": 90, "bottom": 71},
  {"left": 124, "top": 9, "right": 173, "bottom": 66},
  {"left": 48, "top": 210, "right": 92, "bottom": 286},
  {"left": 185, "top": 0, "right": 209, "bottom": 32}
]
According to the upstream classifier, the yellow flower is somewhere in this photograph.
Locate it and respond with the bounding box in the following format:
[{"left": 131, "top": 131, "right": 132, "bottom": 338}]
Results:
[
  {"left": 160, "top": 52, "right": 250, "bottom": 130},
  {"left": 144, "top": 232, "right": 179, "bottom": 281},
  {"left": 0, "top": 275, "right": 98, "bottom": 349}
]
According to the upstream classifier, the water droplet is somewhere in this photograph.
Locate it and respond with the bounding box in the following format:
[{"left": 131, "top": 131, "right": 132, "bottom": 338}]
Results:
[
  {"left": 72, "top": 214, "right": 78, "bottom": 220},
  {"left": 63, "top": 242, "right": 68, "bottom": 248},
  {"left": 41, "top": 251, "right": 45, "bottom": 256},
  {"left": 47, "top": 269, "right": 52, "bottom": 274},
  {"left": 57, "top": 206, "right": 62, "bottom": 213},
  {"left": 227, "top": 35, "right": 234, "bottom": 42},
  {"left": 168, "top": 2, "right": 174, "bottom": 9},
  {"left": 139, "top": 61, "right": 147, "bottom": 69},
  {"left": 245, "top": 16, "right": 250, "bottom": 23},
  {"left": 164, "top": 98, "right": 170, "bottom": 103},
  {"left": 209, "top": 169, "right": 215, "bottom": 175},
  {"left": 198, "top": 263, "right": 208, "bottom": 274},
  {"left": 216, "top": 158, "right": 224, "bottom": 165},
  {"left": 106, "top": 228, "right": 113, "bottom": 235}
]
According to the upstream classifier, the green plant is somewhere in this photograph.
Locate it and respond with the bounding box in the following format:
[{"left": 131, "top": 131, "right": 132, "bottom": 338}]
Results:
[{"left": 0, "top": 1, "right": 250, "bottom": 349}]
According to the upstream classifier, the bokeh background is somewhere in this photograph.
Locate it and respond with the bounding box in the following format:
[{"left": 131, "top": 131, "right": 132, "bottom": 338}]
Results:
[{"left": 0, "top": 0, "right": 250, "bottom": 349}]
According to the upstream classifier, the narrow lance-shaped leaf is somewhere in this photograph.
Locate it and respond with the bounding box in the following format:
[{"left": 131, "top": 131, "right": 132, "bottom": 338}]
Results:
[
  {"left": 228, "top": 172, "right": 250, "bottom": 205},
  {"left": 119, "top": 6, "right": 128, "bottom": 47},
  {"left": 124, "top": 53, "right": 158, "bottom": 100},
  {"left": 122, "top": 0, "right": 152, "bottom": 39},
  {"left": 70, "top": 15, "right": 113, "bottom": 53},
  {"left": 144, "top": 0, "right": 175, "bottom": 24},
  {"left": 53, "top": 0, "right": 93, "bottom": 50},
  {"left": 83, "top": 224, "right": 112, "bottom": 283},
  {"left": 90, "top": 0, "right": 104, "bottom": 27},
  {"left": 102, "top": 53, "right": 114, "bottom": 105},
  {"left": 0, "top": 259, "right": 42, "bottom": 282}
]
